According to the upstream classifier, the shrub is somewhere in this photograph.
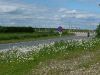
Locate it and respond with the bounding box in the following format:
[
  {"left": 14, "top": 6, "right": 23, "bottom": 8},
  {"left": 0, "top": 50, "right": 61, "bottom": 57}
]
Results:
[{"left": 96, "top": 24, "right": 100, "bottom": 37}]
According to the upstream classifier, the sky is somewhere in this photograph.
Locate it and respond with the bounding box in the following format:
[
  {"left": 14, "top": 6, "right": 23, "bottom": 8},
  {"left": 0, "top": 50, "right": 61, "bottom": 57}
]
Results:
[{"left": 0, "top": 0, "right": 100, "bottom": 29}]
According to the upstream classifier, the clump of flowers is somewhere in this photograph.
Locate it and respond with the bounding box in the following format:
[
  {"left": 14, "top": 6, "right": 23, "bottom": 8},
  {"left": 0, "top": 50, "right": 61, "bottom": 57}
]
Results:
[{"left": 0, "top": 38, "right": 100, "bottom": 63}]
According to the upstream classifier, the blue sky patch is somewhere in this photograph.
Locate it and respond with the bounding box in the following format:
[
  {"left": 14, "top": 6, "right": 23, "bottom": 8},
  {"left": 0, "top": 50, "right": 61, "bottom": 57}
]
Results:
[{"left": 0, "top": 0, "right": 100, "bottom": 29}]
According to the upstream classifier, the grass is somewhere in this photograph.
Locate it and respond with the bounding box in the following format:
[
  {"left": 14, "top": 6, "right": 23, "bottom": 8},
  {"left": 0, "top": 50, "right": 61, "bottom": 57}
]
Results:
[
  {"left": 0, "top": 31, "right": 72, "bottom": 44},
  {"left": 0, "top": 38, "right": 100, "bottom": 75}
]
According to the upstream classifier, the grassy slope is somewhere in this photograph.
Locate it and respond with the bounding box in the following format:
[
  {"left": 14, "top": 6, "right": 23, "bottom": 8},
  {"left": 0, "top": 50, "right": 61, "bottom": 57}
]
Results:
[{"left": 0, "top": 39, "right": 100, "bottom": 75}]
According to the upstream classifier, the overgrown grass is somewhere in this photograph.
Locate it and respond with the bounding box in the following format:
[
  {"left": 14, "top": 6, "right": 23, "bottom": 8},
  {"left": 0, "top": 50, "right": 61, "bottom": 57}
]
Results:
[
  {"left": 0, "top": 38, "right": 100, "bottom": 75},
  {"left": 0, "top": 31, "right": 72, "bottom": 43},
  {"left": 0, "top": 32, "right": 57, "bottom": 40}
]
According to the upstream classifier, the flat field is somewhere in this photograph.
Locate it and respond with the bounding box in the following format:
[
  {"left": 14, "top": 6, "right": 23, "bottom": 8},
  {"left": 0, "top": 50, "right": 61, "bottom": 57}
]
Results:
[{"left": 0, "top": 30, "right": 71, "bottom": 43}]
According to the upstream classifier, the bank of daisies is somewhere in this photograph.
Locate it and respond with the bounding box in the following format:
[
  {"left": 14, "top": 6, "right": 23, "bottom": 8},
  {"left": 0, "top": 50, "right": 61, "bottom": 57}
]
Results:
[{"left": 0, "top": 38, "right": 100, "bottom": 75}]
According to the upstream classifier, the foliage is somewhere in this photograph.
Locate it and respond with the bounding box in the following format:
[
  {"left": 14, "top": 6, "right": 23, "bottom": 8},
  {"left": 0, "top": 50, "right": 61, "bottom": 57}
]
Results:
[
  {"left": 0, "top": 26, "right": 34, "bottom": 33},
  {"left": 96, "top": 24, "right": 100, "bottom": 37},
  {"left": 0, "top": 32, "right": 58, "bottom": 41}
]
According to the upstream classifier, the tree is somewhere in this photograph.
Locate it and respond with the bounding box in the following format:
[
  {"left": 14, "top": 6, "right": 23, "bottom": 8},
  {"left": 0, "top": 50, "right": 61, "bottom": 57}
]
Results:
[{"left": 96, "top": 24, "right": 100, "bottom": 37}]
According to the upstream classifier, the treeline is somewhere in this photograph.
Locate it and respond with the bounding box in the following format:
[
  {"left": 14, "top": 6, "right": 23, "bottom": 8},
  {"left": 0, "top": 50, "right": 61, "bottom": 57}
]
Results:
[
  {"left": 0, "top": 26, "right": 95, "bottom": 33},
  {"left": 0, "top": 26, "right": 34, "bottom": 33}
]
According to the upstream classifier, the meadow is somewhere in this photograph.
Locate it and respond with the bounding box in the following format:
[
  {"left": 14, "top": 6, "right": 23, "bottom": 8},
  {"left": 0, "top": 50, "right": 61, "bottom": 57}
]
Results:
[
  {"left": 0, "top": 30, "right": 71, "bottom": 43},
  {"left": 0, "top": 26, "right": 71, "bottom": 43},
  {"left": 0, "top": 38, "right": 100, "bottom": 75}
]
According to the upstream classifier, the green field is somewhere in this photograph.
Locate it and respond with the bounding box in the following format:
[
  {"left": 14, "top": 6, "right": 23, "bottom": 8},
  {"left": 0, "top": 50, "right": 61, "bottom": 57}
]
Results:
[
  {"left": 0, "top": 30, "right": 71, "bottom": 43},
  {"left": 0, "top": 26, "right": 72, "bottom": 43},
  {"left": 0, "top": 32, "right": 57, "bottom": 40},
  {"left": 0, "top": 38, "right": 100, "bottom": 75}
]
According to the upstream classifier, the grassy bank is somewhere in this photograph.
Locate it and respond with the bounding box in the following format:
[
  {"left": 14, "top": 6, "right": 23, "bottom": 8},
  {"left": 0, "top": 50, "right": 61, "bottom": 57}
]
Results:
[
  {"left": 0, "top": 31, "right": 72, "bottom": 43},
  {"left": 0, "top": 38, "right": 100, "bottom": 75},
  {"left": 0, "top": 26, "right": 72, "bottom": 43}
]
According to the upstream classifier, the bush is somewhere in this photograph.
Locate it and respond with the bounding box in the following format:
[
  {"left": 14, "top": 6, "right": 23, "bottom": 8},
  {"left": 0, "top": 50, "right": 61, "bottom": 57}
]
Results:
[{"left": 96, "top": 24, "right": 100, "bottom": 37}]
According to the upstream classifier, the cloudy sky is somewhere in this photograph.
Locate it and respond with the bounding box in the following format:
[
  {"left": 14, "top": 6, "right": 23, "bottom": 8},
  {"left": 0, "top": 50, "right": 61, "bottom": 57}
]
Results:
[{"left": 0, "top": 0, "right": 100, "bottom": 29}]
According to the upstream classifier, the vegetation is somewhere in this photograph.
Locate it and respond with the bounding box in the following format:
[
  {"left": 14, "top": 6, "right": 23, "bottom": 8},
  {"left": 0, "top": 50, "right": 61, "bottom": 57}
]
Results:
[
  {"left": 0, "top": 38, "right": 100, "bottom": 75},
  {"left": 0, "top": 31, "right": 72, "bottom": 44},
  {"left": 0, "top": 32, "right": 57, "bottom": 40},
  {"left": 0, "top": 26, "right": 73, "bottom": 43},
  {"left": 96, "top": 24, "right": 100, "bottom": 37},
  {"left": 0, "top": 26, "right": 34, "bottom": 33}
]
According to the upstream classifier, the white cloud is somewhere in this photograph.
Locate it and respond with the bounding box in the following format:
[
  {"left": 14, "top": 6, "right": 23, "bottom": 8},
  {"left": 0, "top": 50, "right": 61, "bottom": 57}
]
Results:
[
  {"left": 57, "top": 8, "right": 100, "bottom": 19},
  {"left": 75, "top": 14, "right": 87, "bottom": 19},
  {"left": 58, "top": 8, "right": 67, "bottom": 12},
  {"left": 75, "top": 13, "right": 100, "bottom": 19},
  {"left": 65, "top": 10, "right": 77, "bottom": 14},
  {"left": 58, "top": 8, "right": 77, "bottom": 13},
  {"left": 0, "top": 0, "right": 99, "bottom": 29},
  {"left": 0, "top": 5, "right": 17, "bottom": 13}
]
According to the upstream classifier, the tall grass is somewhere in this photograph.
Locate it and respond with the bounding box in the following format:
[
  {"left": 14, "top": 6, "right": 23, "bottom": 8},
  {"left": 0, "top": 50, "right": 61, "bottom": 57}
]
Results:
[
  {"left": 0, "top": 31, "right": 72, "bottom": 43},
  {"left": 0, "top": 32, "right": 57, "bottom": 40},
  {"left": 0, "top": 38, "right": 100, "bottom": 75}
]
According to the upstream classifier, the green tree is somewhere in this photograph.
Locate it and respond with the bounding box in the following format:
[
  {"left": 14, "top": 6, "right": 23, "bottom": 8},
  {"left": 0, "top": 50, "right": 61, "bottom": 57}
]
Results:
[{"left": 96, "top": 24, "right": 100, "bottom": 37}]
